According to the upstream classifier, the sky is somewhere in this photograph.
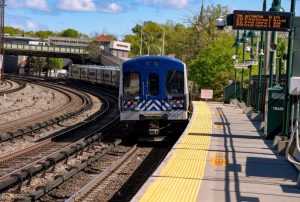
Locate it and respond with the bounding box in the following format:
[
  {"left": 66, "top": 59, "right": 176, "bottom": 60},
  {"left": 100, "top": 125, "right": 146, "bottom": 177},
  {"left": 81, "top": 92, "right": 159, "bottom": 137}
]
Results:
[{"left": 6, "top": 0, "right": 300, "bottom": 39}]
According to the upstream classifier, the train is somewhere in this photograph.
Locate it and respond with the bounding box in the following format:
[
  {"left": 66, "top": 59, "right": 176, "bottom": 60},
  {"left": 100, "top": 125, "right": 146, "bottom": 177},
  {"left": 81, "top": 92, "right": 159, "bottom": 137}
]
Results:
[{"left": 69, "top": 56, "right": 190, "bottom": 141}]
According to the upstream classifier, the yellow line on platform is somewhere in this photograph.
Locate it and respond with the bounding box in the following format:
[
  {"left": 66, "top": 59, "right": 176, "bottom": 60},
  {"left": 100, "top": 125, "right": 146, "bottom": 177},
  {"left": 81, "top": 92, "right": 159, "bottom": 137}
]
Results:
[{"left": 138, "top": 102, "right": 212, "bottom": 202}]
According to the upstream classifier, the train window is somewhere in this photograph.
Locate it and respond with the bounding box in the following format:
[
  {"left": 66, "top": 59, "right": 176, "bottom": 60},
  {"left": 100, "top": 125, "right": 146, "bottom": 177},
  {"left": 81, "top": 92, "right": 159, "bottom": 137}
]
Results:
[
  {"left": 166, "top": 70, "right": 184, "bottom": 95},
  {"left": 124, "top": 72, "right": 140, "bottom": 97},
  {"left": 148, "top": 73, "right": 159, "bottom": 96}
]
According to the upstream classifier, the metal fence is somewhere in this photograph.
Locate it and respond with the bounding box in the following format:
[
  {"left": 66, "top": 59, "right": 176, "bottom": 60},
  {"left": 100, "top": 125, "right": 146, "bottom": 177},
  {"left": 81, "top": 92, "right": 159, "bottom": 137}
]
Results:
[{"left": 224, "top": 75, "right": 286, "bottom": 113}]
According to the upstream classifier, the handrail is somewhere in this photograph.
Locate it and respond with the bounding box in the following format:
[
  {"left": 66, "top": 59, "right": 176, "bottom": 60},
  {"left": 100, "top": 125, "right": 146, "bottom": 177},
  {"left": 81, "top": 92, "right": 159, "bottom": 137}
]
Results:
[{"left": 286, "top": 96, "right": 300, "bottom": 166}]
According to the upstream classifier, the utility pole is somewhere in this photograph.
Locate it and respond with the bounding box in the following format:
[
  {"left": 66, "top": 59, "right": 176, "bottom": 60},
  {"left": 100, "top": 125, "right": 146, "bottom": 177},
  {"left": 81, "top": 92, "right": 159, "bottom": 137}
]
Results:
[
  {"left": 162, "top": 30, "right": 165, "bottom": 56},
  {"left": 0, "top": 0, "right": 4, "bottom": 81},
  {"left": 283, "top": 0, "right": 296, "bottom": 137},
  {"left": 139, "top": 26, "right": 143, "bottom": 56}
]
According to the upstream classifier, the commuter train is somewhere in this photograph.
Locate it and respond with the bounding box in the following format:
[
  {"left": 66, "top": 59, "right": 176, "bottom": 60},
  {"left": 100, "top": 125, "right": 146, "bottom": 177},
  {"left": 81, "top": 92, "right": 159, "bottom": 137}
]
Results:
[{"left": 69, "top": 56, "right": 190, "bottom": 141}]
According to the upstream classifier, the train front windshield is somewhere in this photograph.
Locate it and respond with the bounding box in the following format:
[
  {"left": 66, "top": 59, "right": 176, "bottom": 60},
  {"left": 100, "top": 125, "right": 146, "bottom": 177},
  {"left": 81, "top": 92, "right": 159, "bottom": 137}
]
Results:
[
  {"left": 148, "top": 73, "right": 159, "bottom": 96},
  {"left": 166, "top": 70, "right": 184, "bottom": 96},
  {"left": 123, "top": 72, "right": 140, "bottom": 97}
]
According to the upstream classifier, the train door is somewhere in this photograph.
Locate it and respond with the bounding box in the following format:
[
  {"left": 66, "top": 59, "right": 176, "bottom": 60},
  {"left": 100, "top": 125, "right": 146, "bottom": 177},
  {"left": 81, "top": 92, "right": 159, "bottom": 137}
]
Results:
[{"left": 142, "top": 68, "right": 163, "bottom": 111}]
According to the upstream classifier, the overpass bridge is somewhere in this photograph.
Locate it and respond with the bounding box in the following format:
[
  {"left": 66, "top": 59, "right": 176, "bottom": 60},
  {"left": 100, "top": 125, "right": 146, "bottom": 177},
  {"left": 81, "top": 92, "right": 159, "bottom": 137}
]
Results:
[
  {"left": 4, "top": 41, "right": 125, "bottom": 66},
  {"left": 4, "top": 42, "right": 88, "bottom": 59}
]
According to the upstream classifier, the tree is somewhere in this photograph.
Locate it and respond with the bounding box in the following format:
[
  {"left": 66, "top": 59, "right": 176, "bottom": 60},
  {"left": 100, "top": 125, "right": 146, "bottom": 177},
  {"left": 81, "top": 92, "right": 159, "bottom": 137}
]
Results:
[
  {"left": 88, "top": 40, "right": 101, "bottom": 61},
  {"left": 48, "top": 58, "right": 64, "bottom": 70},
  {"left": 29, "top": 57, "right": 47, "bottom": 76},
  {"left": 189, "top": 33, "right": 235, "bottom": 98},
  {"left": 4, "top": 26, "right": 23, "bottom": 36},
  {"left": 35, "top": 30, "right": 55, "bottom": 39},
  {"left": 60, "top": 28, "right": 80, "bottom": 38}
]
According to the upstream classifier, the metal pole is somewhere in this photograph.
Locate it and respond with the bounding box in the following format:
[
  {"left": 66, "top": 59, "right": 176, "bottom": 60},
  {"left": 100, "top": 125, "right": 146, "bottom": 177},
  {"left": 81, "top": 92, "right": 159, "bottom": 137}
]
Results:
[
  {"left": 248, "top": 65, "right": 253, "bottom": 106},
  {"left": 268, "top": 31, "right": 277, "bottom": 87},
  {"left": 240, "top": 30, "right": 247, "bottom": 102},
  {"left": 234, "top": 30, "right": 240, "bottom": 99},
  {"left": 269, "top": 0, "right": 281, "bottom": 88},
  {"left": 242, "top": 31, "right": 246, "bottom": 63},
  {"left": 283, "top": 0, "right": 296, "bottom": 136},
  {"left": 247, "top": 33, "right": 255, "bottom": 106},
  {"left": 0, "top": 0, "right": 4, "bottom": 80},
  {"left": 241, "top": 69, "right": 244, "bottom": 101},
  {"left": 257, "top": 0, "right": 267, "bottom": 112},
  {"left": 162, "top": 29, "right": 165, "bottom": 55},
  {"left": 234, "top": 69, "right": 237, "bottom": 98},
  {"left": 139, "top": 26, "right": 143, "bottom": 56}
]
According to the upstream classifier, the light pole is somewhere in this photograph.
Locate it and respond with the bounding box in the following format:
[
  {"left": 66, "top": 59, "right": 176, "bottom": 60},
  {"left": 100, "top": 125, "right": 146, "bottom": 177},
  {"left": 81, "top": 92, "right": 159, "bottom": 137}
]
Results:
[
  {"left": 247, "top": 30, "right": 256, "bottom": 107},
  {"left": 257, "top": 0, "right": 267, "bottom": 112},
  {"left": 283, "top": 0, "right": 296, "bottom": 137},
  {"left": 269, "top": 0, "right": 283, "bottom": 88},
  {"left": 233, "top": 30, "right": 240, "bottom": 99},
  {"left": 240, "top": 30, "right": 248, "bottom": 101}
]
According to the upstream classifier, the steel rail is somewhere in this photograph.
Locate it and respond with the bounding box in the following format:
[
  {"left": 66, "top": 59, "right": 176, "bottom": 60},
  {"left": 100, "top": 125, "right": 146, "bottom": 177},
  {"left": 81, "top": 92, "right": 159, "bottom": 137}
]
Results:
[
  {"left": 0, "top": 83, "right": 119, "bottom": 194},
  {"left": 66, "top": 145, "right": 138, "bottom": 202},
  {"left": 0, "top": 78, "right": 93, "bottom": 143}
]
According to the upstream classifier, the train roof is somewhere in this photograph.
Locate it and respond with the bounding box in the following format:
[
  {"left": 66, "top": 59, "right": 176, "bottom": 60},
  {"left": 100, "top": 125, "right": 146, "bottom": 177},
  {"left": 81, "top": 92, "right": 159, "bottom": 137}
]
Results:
[
  {"left": 72, "top": 65, "right": 120, "bottom": 70},
  {"left": 124, "top": 56, "right": 184, "bottom": 65}
]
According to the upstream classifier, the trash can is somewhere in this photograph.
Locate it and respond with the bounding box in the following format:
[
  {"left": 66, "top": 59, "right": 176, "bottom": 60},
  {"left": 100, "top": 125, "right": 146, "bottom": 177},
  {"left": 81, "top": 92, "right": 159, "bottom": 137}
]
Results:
[{"left": 265, "top": 85, "right": 285, "bottom": 139}]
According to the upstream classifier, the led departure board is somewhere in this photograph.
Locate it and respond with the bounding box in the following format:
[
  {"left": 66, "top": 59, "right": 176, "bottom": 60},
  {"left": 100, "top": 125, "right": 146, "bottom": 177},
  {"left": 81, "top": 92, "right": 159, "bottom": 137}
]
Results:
[{"left": 232, "top": 10, "right": 292, "bottom": 32}]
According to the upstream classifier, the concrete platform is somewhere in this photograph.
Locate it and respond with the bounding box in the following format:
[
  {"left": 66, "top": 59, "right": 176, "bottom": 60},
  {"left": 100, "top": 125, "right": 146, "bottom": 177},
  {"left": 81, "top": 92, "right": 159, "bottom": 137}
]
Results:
[{"left": 131, "top": 102, "right": 300, "bottom": 202}]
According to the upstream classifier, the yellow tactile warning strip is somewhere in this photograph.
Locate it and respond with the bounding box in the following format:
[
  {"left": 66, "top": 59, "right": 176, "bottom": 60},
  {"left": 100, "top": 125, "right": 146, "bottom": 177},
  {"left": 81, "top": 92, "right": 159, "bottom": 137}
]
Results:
[{"left": 136, "top": 101, "right": 212, "bottom": 202}]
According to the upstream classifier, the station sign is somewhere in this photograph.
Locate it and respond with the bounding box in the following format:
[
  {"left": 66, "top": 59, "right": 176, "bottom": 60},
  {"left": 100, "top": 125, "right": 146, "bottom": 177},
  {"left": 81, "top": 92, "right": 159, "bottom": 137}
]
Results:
[
  {"left": 234, "top": 60, "right": 257, "bottom": 69},
  {"left": 201, "top": 89, "right": 213, "bottom": 100},
  {"left": 232, "top": 10, "right": 292, "bottom": 32}
]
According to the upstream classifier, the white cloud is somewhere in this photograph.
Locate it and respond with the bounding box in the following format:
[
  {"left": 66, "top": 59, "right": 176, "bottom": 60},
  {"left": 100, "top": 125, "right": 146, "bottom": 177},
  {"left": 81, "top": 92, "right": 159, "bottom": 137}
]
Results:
[
  {"left": 25, "top": 20, "right": 41, "bottom": 30},
  {"left": 7, "top": 0, "right": 49, "bottom": 11},
  {"left": 101, "top": 3, "right": 122, "bottom": 13},
  {"left": 25, "top": 0, "right": 49, "bottom": 11},
  {"left": 58, "top": 0, "right": 97, "bottom": 11},
  {"left": 6, "top": 15, "right": 47, "bottom": 31},
  {"left": 142, "top": 0, "right": 188, "bottom": 9},
  {"left": 58, "top": 0, "right": 122, "bottom": 13}
]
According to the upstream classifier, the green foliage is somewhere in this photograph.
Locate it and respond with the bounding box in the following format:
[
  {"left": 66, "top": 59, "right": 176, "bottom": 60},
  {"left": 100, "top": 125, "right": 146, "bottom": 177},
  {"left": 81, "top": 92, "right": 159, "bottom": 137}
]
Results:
[
  {"left": 124, "top": 4, "right": 234, "bottom": 98},
  {"left": 49, "top": 58, "right": 64, "bottom": 70},
  {"left": 35, "top": 30, "right": 55, "bottom": 39},
  {"left": 4, "top": 26, "right": 83, "bottom": 40},
  {"left": 4, "top": 26, "right": 23, "bottom": 36},
  {"left": 189, "top": 33, "right": 235, "bottom": 97},
  {"left": 60, "top": 28, "right": 80, "bottom": 38}
]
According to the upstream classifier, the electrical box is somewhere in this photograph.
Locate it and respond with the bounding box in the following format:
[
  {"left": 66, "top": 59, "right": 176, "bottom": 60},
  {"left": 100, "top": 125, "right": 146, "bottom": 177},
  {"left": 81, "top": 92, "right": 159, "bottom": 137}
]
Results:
[{"left": 289, "top": 77, "right": 300, "bottom": 95}]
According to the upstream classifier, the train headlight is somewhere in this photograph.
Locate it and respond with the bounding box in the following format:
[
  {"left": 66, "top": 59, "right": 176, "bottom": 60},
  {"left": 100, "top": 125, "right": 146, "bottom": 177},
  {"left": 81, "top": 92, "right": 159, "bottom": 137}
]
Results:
[{"left": 170, "top": 99, "right": 184, "bottom": 109}]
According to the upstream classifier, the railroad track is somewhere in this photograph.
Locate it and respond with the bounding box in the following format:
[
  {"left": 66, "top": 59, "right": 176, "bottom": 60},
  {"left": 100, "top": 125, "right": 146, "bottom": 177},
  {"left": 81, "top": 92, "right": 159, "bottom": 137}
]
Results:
[
  {"left": 0, "top": 81, "right": 120, "bottom": 201},
  {"left": 0, "top": 79, "right": 26, "bottom": 96},
  {"left": 66, "top": 145, "right": 138, "bottom": 202},
  {"left": 0, "top": 80, "right": 13, "bottom": 92},
  {"left": 0, "top": 77, "right": 93, "bottom": 143}
]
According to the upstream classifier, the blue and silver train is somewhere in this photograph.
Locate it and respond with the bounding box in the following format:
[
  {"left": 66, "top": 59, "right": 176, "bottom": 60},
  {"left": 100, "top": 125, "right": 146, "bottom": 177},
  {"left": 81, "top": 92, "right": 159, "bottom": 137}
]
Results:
[{"left": 69, "top": 56, "right": 190, "bottom": 140}]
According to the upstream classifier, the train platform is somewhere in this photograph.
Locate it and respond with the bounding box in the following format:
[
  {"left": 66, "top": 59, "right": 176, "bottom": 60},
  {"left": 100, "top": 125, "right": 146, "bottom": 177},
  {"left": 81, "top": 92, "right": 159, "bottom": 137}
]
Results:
[{"left": 132, "top": 102, "right": 300, "bottom": 202}]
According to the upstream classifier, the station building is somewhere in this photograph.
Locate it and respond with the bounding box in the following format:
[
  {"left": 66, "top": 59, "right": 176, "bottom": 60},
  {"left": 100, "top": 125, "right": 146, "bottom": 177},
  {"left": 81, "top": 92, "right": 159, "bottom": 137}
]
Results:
[{"left": 95, "top": 34, "right": 131, "bottom": 59}]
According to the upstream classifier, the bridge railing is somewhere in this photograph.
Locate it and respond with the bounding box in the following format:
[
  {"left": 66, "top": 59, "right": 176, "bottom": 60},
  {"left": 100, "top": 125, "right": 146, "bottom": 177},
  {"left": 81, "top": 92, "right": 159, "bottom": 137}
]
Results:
[{"left": 4, "top": 43, "right": 88, "bottom": 55}]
